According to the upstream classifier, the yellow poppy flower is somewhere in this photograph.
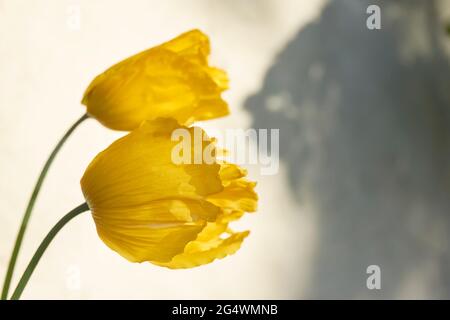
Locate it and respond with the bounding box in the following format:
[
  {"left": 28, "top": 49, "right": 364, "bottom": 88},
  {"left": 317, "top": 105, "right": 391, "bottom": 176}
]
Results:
[
  {"left": 80, "top": 118, "right": 257, "bottom": 268},
  {"left": 81, "top": 30, "right": 229, "bottom": 131}
]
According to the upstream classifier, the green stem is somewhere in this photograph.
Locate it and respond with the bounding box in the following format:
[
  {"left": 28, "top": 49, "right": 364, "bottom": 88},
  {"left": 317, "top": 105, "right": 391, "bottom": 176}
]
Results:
[
  {"left": 1, "top": 113, "right": 89, "bottom": 300},
  {"left": 10, "top": 202, "right": 90, "bottom": 300}
]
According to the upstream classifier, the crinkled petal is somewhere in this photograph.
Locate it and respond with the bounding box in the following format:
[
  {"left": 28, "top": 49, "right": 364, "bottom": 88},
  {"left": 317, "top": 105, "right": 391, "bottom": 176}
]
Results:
[
  {"left": 159, "top": 29, "right": 210, "bottom": 66},
  {"left": 205, "top": 67, "right": 229, "bottom": 90},
  {"left": 153, "top": 230, "right": 249, "bottom": 269},
  {"left": 208, "top": 179, "right": 258, "bottom": 213},
  {"left": 160, "top": 30, "right": 228, "bottom": 90},
  {"left": 219, "top": 163, "right": 248, "bottom": 182}
]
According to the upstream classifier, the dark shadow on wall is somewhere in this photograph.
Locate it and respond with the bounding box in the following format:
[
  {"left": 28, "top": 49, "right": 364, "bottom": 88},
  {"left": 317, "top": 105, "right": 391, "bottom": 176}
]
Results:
[{"left": 245, "top": 0, "right": 450, "bottom": 298}]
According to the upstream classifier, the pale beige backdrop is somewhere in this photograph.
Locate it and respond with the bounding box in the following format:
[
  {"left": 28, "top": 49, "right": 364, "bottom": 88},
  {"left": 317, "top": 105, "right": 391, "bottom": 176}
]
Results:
[{"left": 0, "top": 0, "right": 325, "bottom": 299}]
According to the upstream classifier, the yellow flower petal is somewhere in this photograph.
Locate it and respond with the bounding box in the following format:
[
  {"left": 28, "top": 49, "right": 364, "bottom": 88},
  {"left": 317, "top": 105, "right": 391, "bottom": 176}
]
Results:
[
  {"left": 159, "top": 29, "right": 210, "bottom": 66},
  {"left": 96, "top": 220, "right": 207, "bottom": 263},
  {"left": 160, "top": 29, "right": 229, "bottom": 90},
  {"left": 91, "top": 199, "right": 220, "bottom": 223},
  {"left": 80, "top": 118, "right": 257, "bottom": 267},
  {"left": 82, "top": 30, "right": 229, "bottom": 131},
  {"left": 205, "top": 67, "right": 229, "bottom": 90},
  {"left": 219, "top": 163, "right": 248, "bottom": 182},
  {"left": 81, "top": 119, "right": 224, "bottom": 262},
  {"left": 81, "top": 119, "right": 223, "bottom": 209},
  {"left": 208, "top": 179, "right": 258, "bottom": 213},
  {"left": 218, "top": 210, "right": 246, "bottom": 224},
  {"left": 154, "top": 230, "right": 250, "bottom": 269}
]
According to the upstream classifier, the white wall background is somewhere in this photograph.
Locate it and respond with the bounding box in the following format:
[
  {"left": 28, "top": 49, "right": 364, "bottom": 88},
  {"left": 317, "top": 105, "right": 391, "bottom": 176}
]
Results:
[{"left": 0, "top": 0, "right": 325, "bottom": 299}]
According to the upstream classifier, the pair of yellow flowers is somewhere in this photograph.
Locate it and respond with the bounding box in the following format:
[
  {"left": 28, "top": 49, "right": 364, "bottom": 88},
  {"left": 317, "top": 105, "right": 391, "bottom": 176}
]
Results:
[{"left": 80, "top": 30, "right": 257, "bottom": 269}]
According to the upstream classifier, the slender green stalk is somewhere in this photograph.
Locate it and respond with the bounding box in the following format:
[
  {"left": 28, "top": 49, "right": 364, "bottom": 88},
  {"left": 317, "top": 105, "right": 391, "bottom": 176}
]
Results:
[
  {"left": 1, "top": 113, "right": 89, "bottom": 299},
  {"left": 10, "top": 202, "right": 90, "bottom": 300}
]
